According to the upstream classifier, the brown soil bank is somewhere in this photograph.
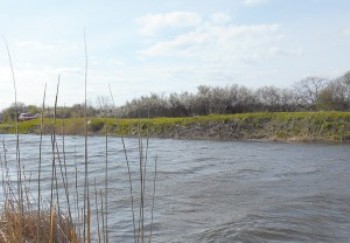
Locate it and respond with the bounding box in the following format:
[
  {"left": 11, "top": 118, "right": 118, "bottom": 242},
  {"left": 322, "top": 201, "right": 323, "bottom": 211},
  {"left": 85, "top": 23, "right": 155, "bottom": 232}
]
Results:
[
  {"left": 140, "top": 112, "right": 350, "bottom": 142},
  {"left": 1, "top": 112, "right": 350, "bottom": 143}
]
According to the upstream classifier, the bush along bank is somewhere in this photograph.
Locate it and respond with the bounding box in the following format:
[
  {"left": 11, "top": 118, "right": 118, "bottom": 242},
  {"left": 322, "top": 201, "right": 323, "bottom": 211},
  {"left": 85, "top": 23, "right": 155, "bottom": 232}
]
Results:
[{"left": 1, "top": 112, "right": 350, "bottom": 143}]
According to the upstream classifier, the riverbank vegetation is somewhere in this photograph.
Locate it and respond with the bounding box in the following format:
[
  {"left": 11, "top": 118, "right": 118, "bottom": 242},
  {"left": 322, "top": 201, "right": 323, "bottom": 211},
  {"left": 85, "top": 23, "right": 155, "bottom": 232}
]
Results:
[
  {"left": 1, "top": 71, "right": 350, "bottom": 143},
  {"left": 1, "top": 111, "right": 349, "bottom": 142},
  {"left": 1, "top": 71, "right": 350, "bottom": 122}
]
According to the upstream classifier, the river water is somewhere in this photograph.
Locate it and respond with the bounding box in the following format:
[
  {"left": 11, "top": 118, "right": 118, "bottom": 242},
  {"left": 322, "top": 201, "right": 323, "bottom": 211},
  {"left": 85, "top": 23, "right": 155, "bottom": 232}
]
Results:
[{"left": 0, "top": 134, "right": 349, "bottom": 242}]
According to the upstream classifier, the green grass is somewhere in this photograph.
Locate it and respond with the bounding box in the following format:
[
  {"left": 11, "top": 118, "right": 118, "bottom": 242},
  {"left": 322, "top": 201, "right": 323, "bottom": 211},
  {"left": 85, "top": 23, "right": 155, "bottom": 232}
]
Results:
[{"left": 1, "top": 111, "right": 350, "bottom": 142}]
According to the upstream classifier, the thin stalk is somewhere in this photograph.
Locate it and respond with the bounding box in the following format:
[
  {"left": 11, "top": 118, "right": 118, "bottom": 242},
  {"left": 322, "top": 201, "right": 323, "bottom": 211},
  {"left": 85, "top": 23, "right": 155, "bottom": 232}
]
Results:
[
  {"left": 0, "top": 147, "right": 5, "bottom": 198},
  {"left": 74, "top": 145, "right": 79, "bottom": 219},
  {"left": 109, "top": 85, "right": 137, "bottom": 243},
  {"left": 54, "top": 142, "right": 60, "bottom": 215},
  {"left": 50, "top": 205, "right": 56, "bottom": 243},
  {"left": 2, "top": 36, "right": 23, "bottom": 230},
  {"left": 145, "top": 108, "right": 150, "bottom": 171},
  {"left": 123, "top": 132, "right": 138, "bottom": 243},
  {"left": 49, "top": 131, "right": 55, "bottom": 212},
  {"left": 87, "top": 194, "right": 91, "bottom": 243},
  {"left": 104, "top": 107, "right": 109, "bottom": 243},
  {"left": 98, "top": 97, "right": 109, "bottom": 243},
  {"left": 22, "top": 167, "right": 30, "bottom": 210},
  {"left": 148, "top": 156, "right": 157, "bottom": 243},
  {"left": 144, "top": 108, "right": 153, "bottom": 243},
  {"left": 62, "top": 114, "right": 72, "bottom": 222},
  {"left": 54, "top": 113, "right": 72, "bottom": 223},
  {"left": 1, "top": 140, "right": 9, "bottom": 209},
  {"left": 49, "top": 76, "right": 60, "bottom": 243},
  {"left": 142, "top": 108, "right": 151, "bottom": 236},
  {"left": 100, "top": 189, "right": 106, "bottom": 243},
  {"left": 94, "top": 180, "right": 101, "bottom": 243},
  {"left": 137, "top": 103, "right": 145, "bottom": 243},
  {"left": 37, "top": 83, "right": 47, "bottom": 242},
  {"left": 83, "top": 28, "right": 91, "bottom": 243}
]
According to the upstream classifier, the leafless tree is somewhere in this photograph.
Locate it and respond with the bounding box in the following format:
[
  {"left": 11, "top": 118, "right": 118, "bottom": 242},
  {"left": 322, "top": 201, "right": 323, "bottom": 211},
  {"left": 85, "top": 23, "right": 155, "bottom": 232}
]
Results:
[{"left": 294, "top": 76, "right": 329, "bottom": 110}]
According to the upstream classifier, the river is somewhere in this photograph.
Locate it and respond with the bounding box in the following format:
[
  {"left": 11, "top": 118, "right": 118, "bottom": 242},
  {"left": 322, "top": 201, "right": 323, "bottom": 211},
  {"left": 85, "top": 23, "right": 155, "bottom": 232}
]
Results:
[{"left": 0, "top": 134, "right": 349, "bottom": 242}]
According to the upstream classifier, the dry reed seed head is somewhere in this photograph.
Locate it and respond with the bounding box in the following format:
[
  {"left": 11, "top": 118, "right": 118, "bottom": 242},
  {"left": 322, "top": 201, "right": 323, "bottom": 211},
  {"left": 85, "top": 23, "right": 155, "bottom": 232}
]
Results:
[{"left": 0, "top": 208, "right": 80, "bottom": 242}]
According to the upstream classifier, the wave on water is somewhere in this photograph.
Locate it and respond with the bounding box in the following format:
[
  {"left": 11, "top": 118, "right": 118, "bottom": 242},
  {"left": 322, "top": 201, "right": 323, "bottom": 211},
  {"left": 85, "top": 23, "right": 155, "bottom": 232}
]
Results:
[{"left": 191, "top": 194, "right": 350, "bottom": 243}]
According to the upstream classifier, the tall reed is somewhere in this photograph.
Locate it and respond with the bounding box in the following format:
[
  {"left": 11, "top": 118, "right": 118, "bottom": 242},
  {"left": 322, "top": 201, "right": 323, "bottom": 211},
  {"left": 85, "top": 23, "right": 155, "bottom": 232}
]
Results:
[
  {"left": 37, "top": 83, "right": 47, "bottom": 241},
  {"left": 0, "top": 34, "right": 158, "bottom": 243},
  {"left": 83, "top": 28, "right": 91, "bottom": 243}
]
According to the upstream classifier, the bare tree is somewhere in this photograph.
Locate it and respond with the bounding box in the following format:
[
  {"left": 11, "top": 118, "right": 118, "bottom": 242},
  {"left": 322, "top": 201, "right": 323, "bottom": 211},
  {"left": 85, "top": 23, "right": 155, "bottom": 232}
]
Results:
[
  {"left": 256, "top": 86, "right": 281, "bottom": 111},
  {"left": 317, "top": 71, "right": 350, "bottom": 111},
  {"left": 294, "top": 76, "right": 329, "bottom": 110}
]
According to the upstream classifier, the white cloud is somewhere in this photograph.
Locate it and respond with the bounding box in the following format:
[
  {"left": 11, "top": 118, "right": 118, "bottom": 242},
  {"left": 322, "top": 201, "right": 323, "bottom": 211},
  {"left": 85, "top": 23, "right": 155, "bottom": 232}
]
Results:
[
  {"left": 243, "top": 0, "right": 270, "bottom": 7},
  {"left": 210, "top": 12, "right": 231, "bottom": 24},
  {"left": 55, "top": 67, "right": 83, "bottom": 74},
  {"left": 15, "top": 40, "right": 79, "bottom": 52},
  {"left": 139, "top": 30, "right": 210, "bottom": 56},
  {"left": 266, "top": 47, "right": 304, "bottom": 57},
  {"left": 136, "top": 11, "right": 202, "bottom": 36},
  {"left": 138, "top": 21, "right": 291, "bottom": 65},
  {"left": 107, "top": 58, "right": 125, "bottom": 66},
  {"left": 15, "top": 41, "right": 56, "bottom": 51}
]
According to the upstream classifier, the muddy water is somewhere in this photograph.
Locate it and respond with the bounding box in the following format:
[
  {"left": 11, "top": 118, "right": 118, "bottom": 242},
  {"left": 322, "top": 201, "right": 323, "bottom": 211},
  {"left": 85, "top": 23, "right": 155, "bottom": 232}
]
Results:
[{"left": 1, "top": 134, "right": 349, "bottom": 242}]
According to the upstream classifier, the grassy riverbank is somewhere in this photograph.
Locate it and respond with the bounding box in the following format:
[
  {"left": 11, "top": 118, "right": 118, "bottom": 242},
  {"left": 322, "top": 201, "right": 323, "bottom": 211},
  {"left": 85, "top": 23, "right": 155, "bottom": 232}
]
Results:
[{"left": 1, "top": 112, "right": 350, "bottom": 142}]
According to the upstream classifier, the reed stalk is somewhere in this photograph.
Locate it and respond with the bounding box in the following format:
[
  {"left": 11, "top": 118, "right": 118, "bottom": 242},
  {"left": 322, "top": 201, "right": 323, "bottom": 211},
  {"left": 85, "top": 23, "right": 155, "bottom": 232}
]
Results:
[
  {"left": 83, "top": 28, "right": 91, "bottom": 243},
  {"left": 54, "top": 112, "right": 72, "bottom": 224},
  {"left": 97, "top": 96, "right": 109, "bottom": 243},
  {"left": 62, "top": 112, "right": 73, "bottom": 223},
  {"left": 49, "top": 77, "right": 60, "bottom": 243},
  {"left": 74, "top": 145, "right": 79, "bottom": 219},
  {"left": 137, "top": 102, "right": 145, "bottom": 243},
  {"left": 1, "top": 140, "right": 10, "bottom": 211},
  {"left": 100, "top": 190, "right": 106, "bottom": 243},
  {"left": 2, "top": 35, "right": 25, "bottom": 242},
  {"left": 94, "top": 180, "right": 101, "bottom": 243},
  {"left": 1, "top": 33, "right": 158, "bottom": 243},
  {"left": 37, "top": 83, "right": 47, "bottom": 242},
  {"left": 109, "top": 85, "right": 138, "bottom": 243},
  {"left": 104, "top": 106, "right": 109, "bottom": 243},
  {"left": 148, "top": 156, "right": 157, "bottom": 243}
]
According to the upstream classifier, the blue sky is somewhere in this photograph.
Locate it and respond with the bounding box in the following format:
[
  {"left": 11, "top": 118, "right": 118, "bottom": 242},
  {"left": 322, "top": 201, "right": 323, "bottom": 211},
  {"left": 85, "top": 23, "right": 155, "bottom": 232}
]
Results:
[{"left": 0, "top": 0, "right": 349, "bottom": 110}]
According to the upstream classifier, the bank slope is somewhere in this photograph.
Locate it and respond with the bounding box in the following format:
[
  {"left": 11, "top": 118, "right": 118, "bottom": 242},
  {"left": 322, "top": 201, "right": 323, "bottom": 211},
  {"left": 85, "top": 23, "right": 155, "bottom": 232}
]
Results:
[{"left": 1, "top": 112, "right": 350, "bottom": 142}]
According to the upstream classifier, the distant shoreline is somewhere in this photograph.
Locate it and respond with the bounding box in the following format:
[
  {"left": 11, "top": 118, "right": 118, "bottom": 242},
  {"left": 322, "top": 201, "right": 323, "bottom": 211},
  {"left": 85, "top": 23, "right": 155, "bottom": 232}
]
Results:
[{"left": 1, "top": 112, "right": 350, "bottom": 143}]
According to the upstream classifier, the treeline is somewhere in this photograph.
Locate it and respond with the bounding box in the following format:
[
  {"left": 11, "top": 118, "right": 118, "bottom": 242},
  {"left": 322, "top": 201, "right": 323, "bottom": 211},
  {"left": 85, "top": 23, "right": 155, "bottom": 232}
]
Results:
[
  {"left": 1, "top": 71, "right": 350, "bottom": 121},
  {"left": 116, "top": 71, "right": 350, "bottom": 118}
]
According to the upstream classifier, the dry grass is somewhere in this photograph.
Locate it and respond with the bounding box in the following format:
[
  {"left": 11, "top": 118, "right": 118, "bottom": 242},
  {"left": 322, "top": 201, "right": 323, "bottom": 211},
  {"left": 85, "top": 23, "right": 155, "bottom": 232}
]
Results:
[{"left": 0, "top": 201, "right": 80, "bottom": 243}]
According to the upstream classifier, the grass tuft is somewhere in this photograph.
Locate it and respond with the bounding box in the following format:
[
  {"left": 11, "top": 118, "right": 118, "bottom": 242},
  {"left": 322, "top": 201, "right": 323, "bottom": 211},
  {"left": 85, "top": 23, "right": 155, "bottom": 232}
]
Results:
[{"left": 0, "top": 201, "right": 80, "bottom": 243}]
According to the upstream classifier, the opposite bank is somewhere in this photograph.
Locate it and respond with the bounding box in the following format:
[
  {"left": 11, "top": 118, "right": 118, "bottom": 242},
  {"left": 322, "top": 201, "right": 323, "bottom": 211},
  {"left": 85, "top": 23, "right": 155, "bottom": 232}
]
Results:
[{"left": 1, "top": 112, "right": 350, "bottom": 143}]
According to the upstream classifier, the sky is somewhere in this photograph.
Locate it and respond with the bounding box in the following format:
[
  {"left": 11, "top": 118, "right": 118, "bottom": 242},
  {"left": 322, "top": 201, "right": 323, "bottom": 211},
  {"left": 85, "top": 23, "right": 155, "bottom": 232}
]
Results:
[{"left": 0, "top": 0, "right": 349, "bottom": 110}]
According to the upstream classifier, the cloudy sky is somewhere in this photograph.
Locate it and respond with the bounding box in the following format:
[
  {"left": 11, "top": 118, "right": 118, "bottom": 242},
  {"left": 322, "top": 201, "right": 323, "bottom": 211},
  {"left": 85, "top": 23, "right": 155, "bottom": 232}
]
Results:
[{"left": 0, "top": 0, "right": 349, "bottom": 110}]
